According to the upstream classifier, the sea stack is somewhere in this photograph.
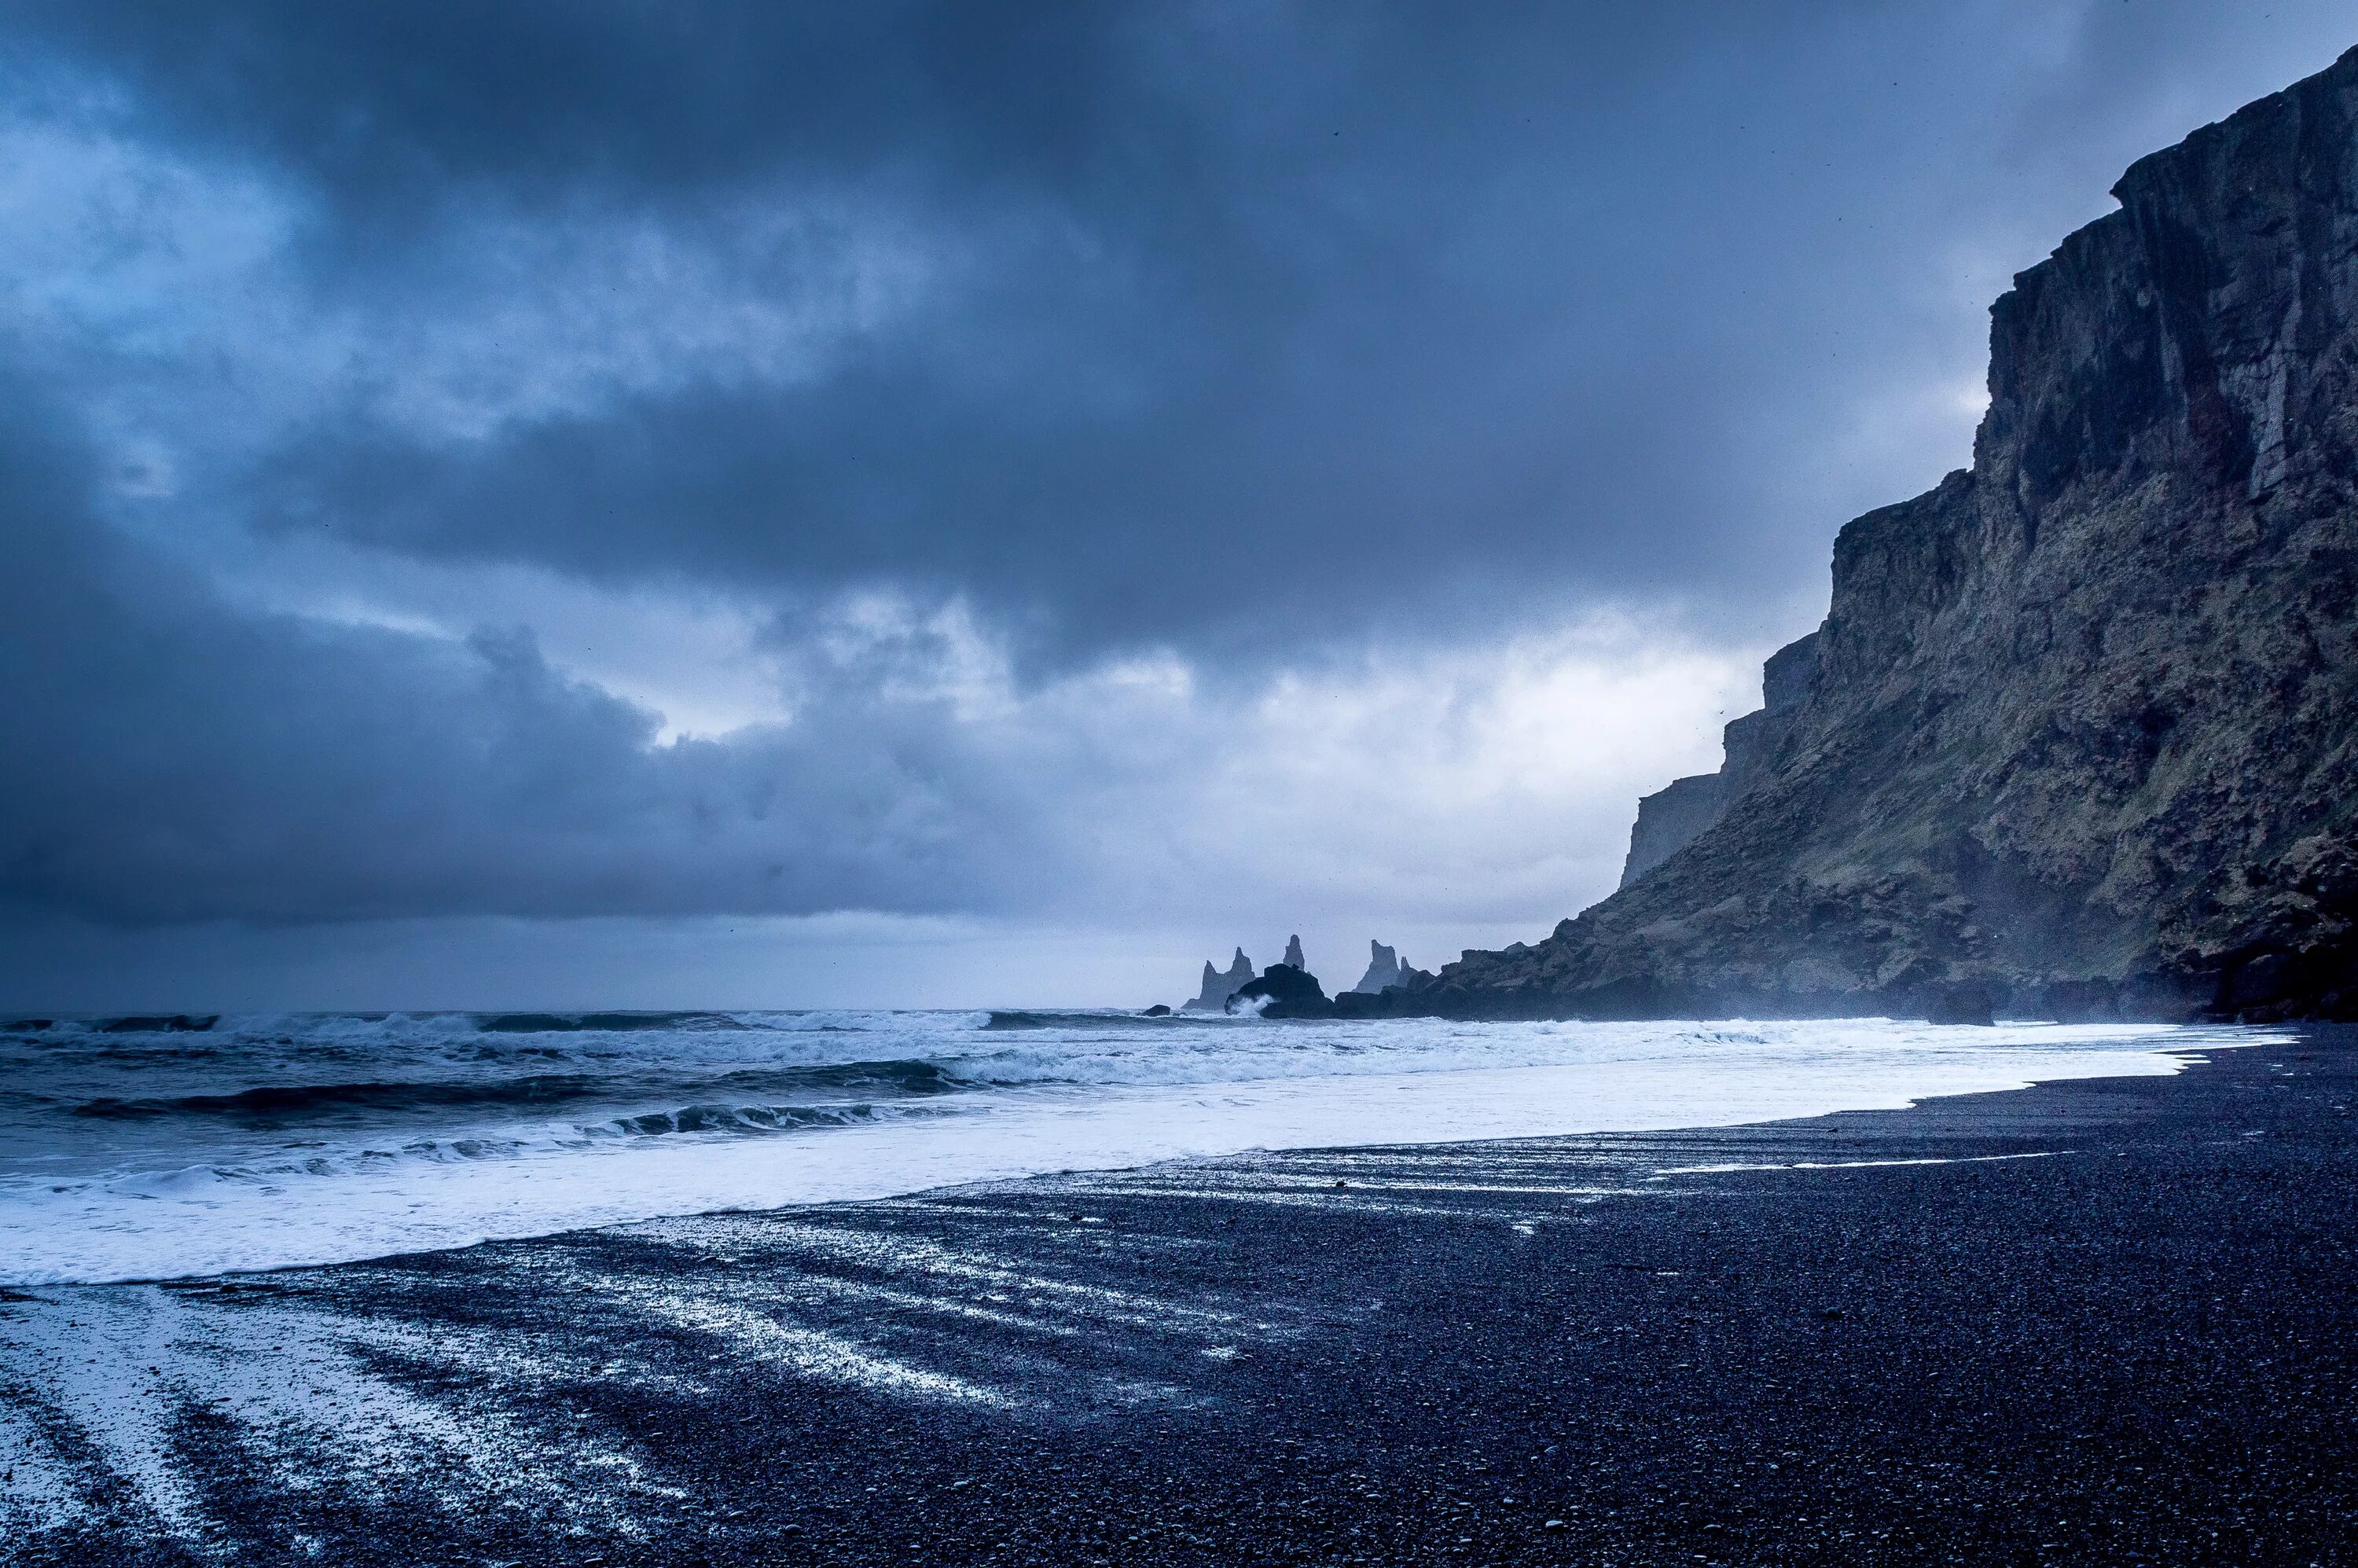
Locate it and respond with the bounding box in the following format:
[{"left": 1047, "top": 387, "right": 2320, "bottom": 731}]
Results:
[
  {"left": 1228, "top": 961, "right": 1334, "bottom": 1019},
  {"left": 1350, "top": 941, "right": 1406, "bottom": 994},
  {"left": 1183, "top": 948, "right": 1258, "bottom": 1012}
]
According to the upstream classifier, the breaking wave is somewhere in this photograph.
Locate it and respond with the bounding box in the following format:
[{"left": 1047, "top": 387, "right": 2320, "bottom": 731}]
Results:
[{"left": 0, "top": 1008, "right": 2265, "bottom": 1285}]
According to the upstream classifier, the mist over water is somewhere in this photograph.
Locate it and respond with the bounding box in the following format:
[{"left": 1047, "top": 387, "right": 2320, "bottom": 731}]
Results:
[{"left": 0, "top": 1010, "right": 2257, "bottom": 1285}]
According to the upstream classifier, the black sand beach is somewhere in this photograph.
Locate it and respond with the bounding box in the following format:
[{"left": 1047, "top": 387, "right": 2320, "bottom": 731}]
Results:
[{"left": 6, "top": 1028, "right": 2355, "bottom": 1566}]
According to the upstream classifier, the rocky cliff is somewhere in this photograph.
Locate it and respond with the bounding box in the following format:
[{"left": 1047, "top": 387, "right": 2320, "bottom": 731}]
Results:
[
  {"left": 1423, "top": 46, "right": 2358, "bottom": 1024},
  {"left": 1619, "top": 634, "right": 1820, "bottom": 887}
]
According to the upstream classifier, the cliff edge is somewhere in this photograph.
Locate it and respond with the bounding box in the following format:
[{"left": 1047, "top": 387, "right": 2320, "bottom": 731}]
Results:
[{"left": 1427, "top": 46, "right": 2358, "bottom": 1023}]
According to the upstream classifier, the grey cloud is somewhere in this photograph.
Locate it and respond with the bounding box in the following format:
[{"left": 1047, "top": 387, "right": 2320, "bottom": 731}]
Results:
[
  {"left": 9, "top": 4, "right": 1826, "bottom": 207},
  {"left": 2, "top": 391, "right": 1702, "bottom": 931},
  {"left": 9, "top": 0, "right": 2139, "bottom": 663},
  {"left": 5, "top": 1, "right": 2356, "bottom": 960},
  {"left": 123, "top": 4, "right": 2350, "bottom": 661},
  {"left": 252, "top": 332, "right": 1787, "bottom": 663},
  {"left": 0, "top": 403, "right": 1062, "bottom": 924}
]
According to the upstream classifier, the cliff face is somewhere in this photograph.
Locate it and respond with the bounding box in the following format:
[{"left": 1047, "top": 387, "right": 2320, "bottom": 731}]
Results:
[
  {"left": 1429, "top": 46, "right": 2358, "bottom": 1023},
  {"left": 1618, "top": 633, "right": 1820, "bottom": 887}
]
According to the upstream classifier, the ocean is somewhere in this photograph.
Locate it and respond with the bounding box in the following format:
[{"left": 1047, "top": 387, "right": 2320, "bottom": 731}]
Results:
[{"left": 0, "top": 1009, "right": 2253, "bottom": 1285}]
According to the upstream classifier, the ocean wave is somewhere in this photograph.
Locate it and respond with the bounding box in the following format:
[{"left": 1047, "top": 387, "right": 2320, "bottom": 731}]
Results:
[
  {"left": 70, "top": 1074, "right": 604, "bottom": 1120},
  {"left": 0, "top": 1019, "right": 2260, "bottom": 1283},
  {"left": 981, "top": 1009, "right": 1187, "bottom": 1030},
  {"left": 604, "top": 1099, "right": 938, "bottom": 1137},
  {"left": 5, "top": 1014, "right": 222, "bottom": 1037},
  {"left": 45, "top": 1096, "right": 932, "bottom": 1198},
  {"left": 60, "top": 1057, "right": 975, "bottom": 1124},
  {"left": 472, "top": 1010, "right": 752, "bottom": 1034},
  {"left": 3, "top": 1008, "right": 898, "bottom": 1048}
]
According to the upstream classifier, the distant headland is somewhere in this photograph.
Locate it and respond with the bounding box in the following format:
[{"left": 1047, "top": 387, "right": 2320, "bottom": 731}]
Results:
[{"left": 1194, "top": 48, "right": 2358, "bottom": 1027}]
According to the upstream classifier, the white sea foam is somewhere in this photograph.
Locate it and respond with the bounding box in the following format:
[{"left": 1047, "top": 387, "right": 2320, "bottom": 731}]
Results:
[{"left": 0, "top": 1012, "right": 2266, "bottom": 1284}]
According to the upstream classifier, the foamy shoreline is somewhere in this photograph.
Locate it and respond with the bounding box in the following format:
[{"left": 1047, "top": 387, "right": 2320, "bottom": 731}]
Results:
[
  {"left": 1, "top": 1015, "right": 2264, "bottom": 1285},
  {"left": 5, "top": 1033, "right": 2348, "bottom": 1566}
]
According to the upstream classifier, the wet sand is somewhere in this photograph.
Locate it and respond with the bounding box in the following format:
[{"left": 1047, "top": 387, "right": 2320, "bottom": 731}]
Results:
[{"left": 5, "top": 1027, "right": 2354, "bottom": 1565}]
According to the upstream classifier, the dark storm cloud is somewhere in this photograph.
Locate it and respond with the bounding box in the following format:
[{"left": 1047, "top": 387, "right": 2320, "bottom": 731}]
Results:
[
  {"left": 3, "top": 1, "right": 2353, "bottom": 949},
  {"left": 12, "top": 0, "right": 1148, "bottom": 206},
  {"left": 10, "top": 2, "right": 1826, "bottom": 207},
  {"left": 0, "top": 397, "right": 1061, "bottom": 924},
  {"left": 0, "top": 380, "right": 1690, "bottom": 933},
  {"left": 23, "top": 1, "right": 2352, "bottom": 659},
  {"left": 6, "top": 0, "right": 2065, "bottom": 657}
]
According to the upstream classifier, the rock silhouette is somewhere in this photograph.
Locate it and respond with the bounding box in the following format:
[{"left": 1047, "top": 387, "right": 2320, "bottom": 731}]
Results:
[
  {"left": 1349, "top": 941, "right": 1406, "bottom": 994},
  {"left": 1183, "top": 948, "right": 1257, "bottom": 1012},
  {"left": 1228, "top": 964, "right": 1333, "bottom": 1019}
]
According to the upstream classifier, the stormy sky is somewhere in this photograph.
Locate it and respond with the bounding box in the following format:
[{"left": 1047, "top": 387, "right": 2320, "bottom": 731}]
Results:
[{"left": 2, "top": 2, "right": 2349, "bottom": 1009}]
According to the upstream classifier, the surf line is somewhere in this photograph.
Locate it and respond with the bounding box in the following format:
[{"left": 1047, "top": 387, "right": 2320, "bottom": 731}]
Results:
[{"left": 1647, "top": 1151, "right": 2070, "bottom": 1177}]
